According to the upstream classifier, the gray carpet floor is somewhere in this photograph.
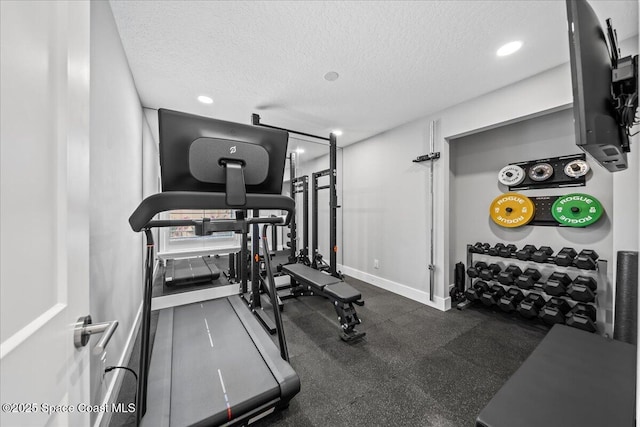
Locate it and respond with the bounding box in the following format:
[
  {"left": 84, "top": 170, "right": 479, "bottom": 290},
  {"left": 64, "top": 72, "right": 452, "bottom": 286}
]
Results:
[{"left": 110, "top": 275, "right": 548, "bottom": 427}]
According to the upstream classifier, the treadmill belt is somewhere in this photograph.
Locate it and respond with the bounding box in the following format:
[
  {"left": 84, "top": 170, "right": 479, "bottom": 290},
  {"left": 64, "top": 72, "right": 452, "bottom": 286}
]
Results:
[
  {"left": 165, "top": 257, "right": 220, "bottom": 287},
  {"left": 202, "top": 256, "right": 221, "bottom": 278},
  {"left": 170, "top": 298, "right": 280, "bottom": 426}
]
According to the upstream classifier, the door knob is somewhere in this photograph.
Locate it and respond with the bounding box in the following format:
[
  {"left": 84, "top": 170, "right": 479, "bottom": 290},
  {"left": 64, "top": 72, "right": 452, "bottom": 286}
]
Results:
[{"left": 74, "top": 315, "right": 118, "bottom": 354}]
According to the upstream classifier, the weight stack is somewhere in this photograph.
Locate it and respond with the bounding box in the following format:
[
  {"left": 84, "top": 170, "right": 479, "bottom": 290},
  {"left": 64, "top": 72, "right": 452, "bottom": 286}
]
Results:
[{"left": 613, "top": 251, "right": 639, "bottom": 345}]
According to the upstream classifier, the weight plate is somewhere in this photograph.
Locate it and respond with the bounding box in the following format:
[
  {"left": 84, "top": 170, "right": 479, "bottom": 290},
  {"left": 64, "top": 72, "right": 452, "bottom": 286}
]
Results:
[
  {"left": 490, "top": 193, "right": 536, "bottom": 228},
  {"left": 498, "top": 165, "right": 525, "bottom": 186},
  {"left": 564, "top": 159, "right": 590, "bottom": 178},
  {"left": 551, "top": 193, "right": 603, "bottom": 227},
  {"left": 528, "top": 163, "right": 554, "bottom": 182}
]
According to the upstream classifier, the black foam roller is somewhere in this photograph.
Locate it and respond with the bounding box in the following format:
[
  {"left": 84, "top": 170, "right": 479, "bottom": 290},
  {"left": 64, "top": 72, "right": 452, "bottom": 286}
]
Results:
[
  {"left": 454, "top": 262, "right": 465, "bottom": 292},
  {"left": 613, "top": 251, "right": 638, "bottom": 344}
]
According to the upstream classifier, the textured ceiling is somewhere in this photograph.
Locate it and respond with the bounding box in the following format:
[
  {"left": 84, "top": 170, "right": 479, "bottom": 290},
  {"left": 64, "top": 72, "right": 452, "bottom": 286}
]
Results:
[{"left": 109, "top": 0, "right": 638, "bottom": 147}]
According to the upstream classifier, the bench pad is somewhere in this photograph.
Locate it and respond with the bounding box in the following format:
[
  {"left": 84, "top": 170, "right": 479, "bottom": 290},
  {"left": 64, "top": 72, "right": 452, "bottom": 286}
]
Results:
[
  {"left": 324, "top": 282, "right": 361, "bottom": 303},
  {"left": 282, "top": 263, "right": 342, "bottom": 289}
]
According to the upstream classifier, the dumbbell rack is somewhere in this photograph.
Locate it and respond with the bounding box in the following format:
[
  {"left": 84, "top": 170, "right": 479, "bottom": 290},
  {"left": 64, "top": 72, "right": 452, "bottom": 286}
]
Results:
[{"left": 461, "top": 243, "right": 608, "bottom": 334}]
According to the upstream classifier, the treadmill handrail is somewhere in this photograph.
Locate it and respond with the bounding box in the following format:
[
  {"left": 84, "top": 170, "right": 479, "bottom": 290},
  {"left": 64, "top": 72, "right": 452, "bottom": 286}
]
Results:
[{"left": 129, "top": 191, "right": 294, "bottom": 232}]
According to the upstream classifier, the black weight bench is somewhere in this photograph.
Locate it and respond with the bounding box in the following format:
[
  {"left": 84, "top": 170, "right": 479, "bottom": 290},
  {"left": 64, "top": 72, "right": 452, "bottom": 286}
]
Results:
[
  {"left": 281, "top": 263, "right": 365, "bottom": 341},
  {"left": 476, "top": 325, "right": 635, "bottom": 427},
  {"left": 164, "top": 256, "right": 221, "bottom": 287},
  {"left": 284, "top": 263, "right": 342, "bottom": 289}
]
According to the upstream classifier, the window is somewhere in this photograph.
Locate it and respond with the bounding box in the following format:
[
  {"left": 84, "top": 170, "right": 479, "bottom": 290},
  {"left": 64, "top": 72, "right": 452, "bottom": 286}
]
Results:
[
  {"left": 168, "top": 209, "right": 234, "bottom": 240},
  {"left": 160, "top": 209, "right": 240, "bottom": 256}
]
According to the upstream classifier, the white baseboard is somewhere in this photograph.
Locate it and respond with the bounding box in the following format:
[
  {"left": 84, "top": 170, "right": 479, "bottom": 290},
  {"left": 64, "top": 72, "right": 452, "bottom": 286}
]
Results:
[
  {"left": 94, "top": 303, "right": 142, "bottom": 427},
  {"left": 338, "top": 264, "right": 449, "bottom": 311}
]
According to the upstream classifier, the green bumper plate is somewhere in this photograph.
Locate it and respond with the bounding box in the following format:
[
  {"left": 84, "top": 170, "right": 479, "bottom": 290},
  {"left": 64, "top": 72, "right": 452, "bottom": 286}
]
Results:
[{"left": 551, "top": 193, "right": 603, "bottom": 227}]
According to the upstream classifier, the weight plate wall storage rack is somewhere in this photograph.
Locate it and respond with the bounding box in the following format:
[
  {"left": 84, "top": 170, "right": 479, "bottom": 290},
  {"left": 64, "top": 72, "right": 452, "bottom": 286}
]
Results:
[
  {"left": 502, "top": 153, "right": 589, "bottom": 191},
  {"left": 489, "top": 193, "right": 605, "bottom": 228}
]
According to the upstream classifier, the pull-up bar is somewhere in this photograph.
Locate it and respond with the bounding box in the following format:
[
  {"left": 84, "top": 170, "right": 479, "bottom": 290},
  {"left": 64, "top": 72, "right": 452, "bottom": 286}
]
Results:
[{"left": 252, "top": 114, "right": 332, "bottom": 142}]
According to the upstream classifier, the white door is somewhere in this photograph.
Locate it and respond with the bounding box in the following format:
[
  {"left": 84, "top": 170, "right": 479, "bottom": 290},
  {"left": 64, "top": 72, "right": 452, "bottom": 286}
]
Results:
[{"left": 1, "top": 1, "right": 92, "bottom": 426}]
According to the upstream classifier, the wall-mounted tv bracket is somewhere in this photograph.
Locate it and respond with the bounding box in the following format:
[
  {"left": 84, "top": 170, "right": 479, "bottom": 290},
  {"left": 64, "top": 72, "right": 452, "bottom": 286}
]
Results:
[
  {"left": 607, "top": 18, "right": 638, "bottom": 151},
  {"left": 507, "top": 153, "right": 587, "bottom": 191},
  {"left": 412, "top": 121, "right": 440, "bottom": 302}
]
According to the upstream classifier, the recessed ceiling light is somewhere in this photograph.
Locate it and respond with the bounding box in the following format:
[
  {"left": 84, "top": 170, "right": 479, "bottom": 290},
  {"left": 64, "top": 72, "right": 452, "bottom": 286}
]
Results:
[
  {"left": 197, "top": 95, "right": 213, "bottom": 104},
  {"left": 324, "top": 71, "right": 339, "bottom": 82},
  {"left": 496, "top": 41, "right": 522, "bottom": 57},
  {"left": 295, "top": 148, "right": 305, "bottom": 154},
  {"left": 331, "top": 129, "right": 343, "bottom": 136}
]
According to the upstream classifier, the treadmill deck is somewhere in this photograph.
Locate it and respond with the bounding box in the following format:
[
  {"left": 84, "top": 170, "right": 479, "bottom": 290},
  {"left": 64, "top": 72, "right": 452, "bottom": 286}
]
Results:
[{"left": 142, "top": 296, "right": 298, "bottom": 427}]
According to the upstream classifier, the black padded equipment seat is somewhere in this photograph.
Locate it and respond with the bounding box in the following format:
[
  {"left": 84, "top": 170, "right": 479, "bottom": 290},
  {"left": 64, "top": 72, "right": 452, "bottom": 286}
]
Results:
[
  {"left": 281, "top": 264, "right": 361, "bottom": 303},
  {"left": 282, "top": 263, "right": 341, "bottom": 290},
  {"left": 324, "top": 282, "right": 361, "bottom": 303},
  {"left": 476, "top": 325, "right": 635, "bottom": 427},
  {"left": 281, "top": 262, "right": 365, "bottom": 341}
]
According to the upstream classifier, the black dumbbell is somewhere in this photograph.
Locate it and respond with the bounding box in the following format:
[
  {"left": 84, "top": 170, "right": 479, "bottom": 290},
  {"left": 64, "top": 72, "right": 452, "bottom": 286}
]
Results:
[
  {"left": 488, "top": 243, "right": 506, "bottom": 257},
  {"left": 539, "top": 298, "right": 572, "bottom": 325},
  {"left": 554, "top": 247, "right": 578, "bottom": 267},
  {"left": 498, "top": 288, "right": 525, "bottom": 312},
  {"left": 479, "top": 263, "right": 502, "bottom": 281},
  {"left": 515, "top": 268, "right": 542, "bottom": 290},
  {"left": 465, "top": 280, "right": 490, "bottom": 302},
  {"left": 450, "top": 285, "right": 464, "bottom": 302},
  {"left": 480, "top": 284, "right": 506, "bottom": 307},
  {"left": 498, "top": 244, "right": 518, "bottom": 258},
  {"left": 566, "top": 276, "right": 597, "bottom": 302},
  {"left": 531, "top": 246, "right": 554, "bottom": 263},
  {"left": 574, "top": 249, "right": 599, "bottom": 270},
  {"left": 543, "top": 272, "right": 572, "bottom": 296},
  {"left": 517, "top": 293, "right": 546, "bottom": 318},
  {"left": 497, "top": 265, "right": 523, "bottom": 285},
  {"left": 470, "top": 242, "right": 491, "bottom": 254},
  {"left": 467, "top": 261, "right": 488, "bottom": 279},
  {"left": 515, "top": 244, "right": 537, "bottom": 261},
  {"left": 566, "top": 303, "right": 597, "bottom": 332}
]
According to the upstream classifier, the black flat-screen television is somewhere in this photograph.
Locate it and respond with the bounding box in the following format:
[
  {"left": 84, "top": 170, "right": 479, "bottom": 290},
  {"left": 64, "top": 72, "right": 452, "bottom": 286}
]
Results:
[
  {"left": 158, "top": 109, "right": 289, "bottom": 199},
  {"left": 565, "top": 0, "right": 635, "bottom": 172}
]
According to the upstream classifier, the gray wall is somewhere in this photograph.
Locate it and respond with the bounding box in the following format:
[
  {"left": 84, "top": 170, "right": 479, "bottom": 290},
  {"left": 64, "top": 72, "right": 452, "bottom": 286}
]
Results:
[
  {"left": 89, "top": 1, "right": 155, "bottom": 422},
  {"left": 341, "top": 36, "right": 637, "bottom": 310},
  {"left": 342, "top": 119, "right": 431, "bottom": 296}
]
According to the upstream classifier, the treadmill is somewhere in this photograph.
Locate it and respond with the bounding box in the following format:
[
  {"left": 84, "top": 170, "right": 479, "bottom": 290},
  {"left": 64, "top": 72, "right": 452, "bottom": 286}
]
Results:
[
  {"left": 164, "top": 256, "right": 221, "bottom": 287},
  {"left": 129, "top": 109, "right": 300, "bottom": 426}
]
